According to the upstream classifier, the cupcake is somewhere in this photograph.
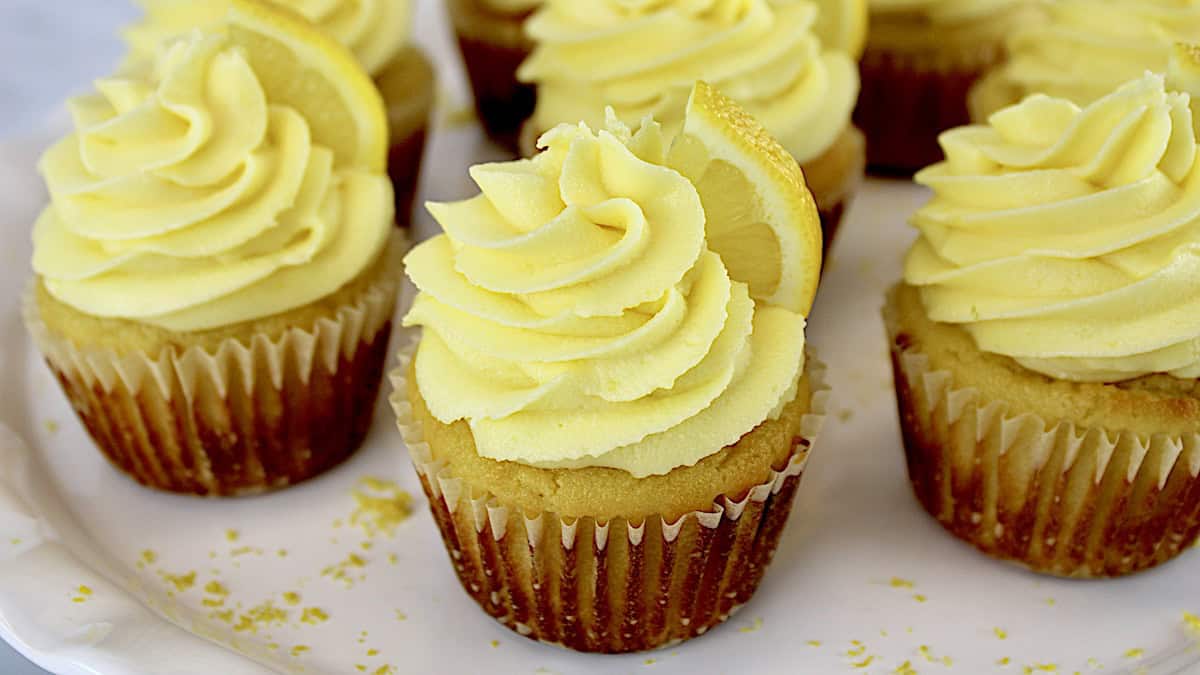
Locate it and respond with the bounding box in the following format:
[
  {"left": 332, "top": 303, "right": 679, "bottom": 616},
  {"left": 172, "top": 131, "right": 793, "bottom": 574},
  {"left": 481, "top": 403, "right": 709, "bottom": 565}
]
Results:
[
  {"left": 885, "top": 66, "right": 1200, "bottom": 577},
  {"left": 391, "top": 83, "right": 828, "bottom": 651},
  {"left": 970, "top": 0, "right": 1200, "bottom": 122},
  {"left": 446, "top": 0, "right": 541, "bottom": 150},
  {"left": 855, "top": 0, "right": 1043, "bottom": 173},
  {"left": 516, "top": 0, "right": 864, "bottom": 258},
  {"left": 26, "top": 1, "right": 403, "bottom": 496},
  {"left": 122, "top": 0, "right": 434, "bottom": 226}
]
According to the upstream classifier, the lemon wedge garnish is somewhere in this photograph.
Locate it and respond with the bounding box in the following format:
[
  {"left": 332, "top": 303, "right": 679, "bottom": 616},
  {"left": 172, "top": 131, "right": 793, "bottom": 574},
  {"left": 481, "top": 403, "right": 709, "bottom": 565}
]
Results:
[
  {"left": 668, "top": 81, "right": 823, "bottom": 316},
  {"left": 227, "top": 0, "right": 388, "bottom": 171},
  {"left": 810, "top": 0, "right": 868, "bottom": 60}
]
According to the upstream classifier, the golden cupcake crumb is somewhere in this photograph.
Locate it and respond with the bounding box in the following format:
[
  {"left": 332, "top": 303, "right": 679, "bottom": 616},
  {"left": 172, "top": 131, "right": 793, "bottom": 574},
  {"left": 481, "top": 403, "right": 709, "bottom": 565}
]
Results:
[
  {"left": 322, "top": 553, "right": 369, "bottom": 587},
  {"left": 44, "top": 420, "right": 59, "bottom": 433},
  {"left": 282, "top": 592, "right": 302, "bottom": 606},
  {"left": 889, "top": 577, "right": 915, "bottom": 589},
  {"left": 807, "top": 640, "right": 822, "bottom": 647},
  {"left": 394, "top": 610, "right": 407, "bottom": 621},
  {"left": 300, "top": 607, "right": 329, "bottom": 625},
  {"left": 225, "top": 530, "right": 239, "bottom": 542},
  {"left": 491, "top": 640, "right": 500, "bottom": 648},
  {"left": 1184, "top": 611, "right": 1200, "bottom": 632},
  {"left": 367, "top": 649, "right": 379, "bottom": 656},
  {"left": 994, "top": 628, "right": 1008, "bottom": 640},
  {"left": 387, "top": 553, "right": 398, "bottom": 565},
  {"left": 290, "top": 645, "right": 309, "bottom": 657},
  {"left": 233, "top": 600, "right": 288, "bottom": 634},
  {"left": 277, "top": 549, "right": 289, "bottom": 558},
  {"left": 373, "top": 666, "right": 396, "bottom": 675},
  {"left": 140, "top": 549, "right": 157, "bottom": 566},
  {"left": 230, "top": 546, "right": 263, "bottom": 557},
  {"left": 1024, "top": 665, "right": 1058, "bottom": 673},
  {"left": 643, "top": 657, "right": 655, "bottom": 665},
  {"left": 350, "top": 477, "right": 414, "bottom": 538},
  {"left": 997, "top": 657, "right": 1011, "bottom": 666},
  {"left": 1044, "top": 598, "right": 1056, "bottom": 607},
  {"left": 894, "top": 661, "right": 917, "bottom": 675},
  {"left": 356, "top": 667, "right": 367, "bottom": 673},
  {"left": 160, "top": 571, "right": 196, "bottom": 593},
  {"left": 852, "top": 656, "right": 876, "bottom": 669},
  {"left": 1123, "top": 648, "right": 1144, "bottom": 659}
]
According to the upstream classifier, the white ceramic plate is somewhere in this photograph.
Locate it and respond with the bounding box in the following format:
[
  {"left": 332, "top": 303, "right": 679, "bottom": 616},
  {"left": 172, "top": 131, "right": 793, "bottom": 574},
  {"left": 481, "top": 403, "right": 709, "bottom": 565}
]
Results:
[{"left": 3, "top": 3, "right": 1200, "bottom": 674}]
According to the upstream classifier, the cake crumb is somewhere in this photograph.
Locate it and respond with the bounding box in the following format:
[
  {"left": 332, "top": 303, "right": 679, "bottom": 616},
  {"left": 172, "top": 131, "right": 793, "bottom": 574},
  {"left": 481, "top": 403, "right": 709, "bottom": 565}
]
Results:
[
  {"left": 889, "top": 577, "right": 915, "bottom": 589},
  {"left": 322, "top": 553, "right": 369, "bottom": 587},
  {"left": 994, "top": 628, "right": 1008, "bottom": 640},
  {"left": 289, "top": 645, "right": 309, "bottom": 657},
  {"left": 44, "top": 420, "right": 59, "bottom": 433},
  {"left": 807, "top": 640, "right": 822, "bottom": 647},
  {"left": 1086, "top": 658, "right": 1100, "bottom": 670},
  {"left": 140, "top": 549, "right": 158, "bottom": 567},
  {"left": 233, "top": 600, "right": 288, "bottom": 634},
  {"left": 388, "top": 553, "right": 398, "bottom": 565},
  {"left": 1025, "top": 664, "right": 1058, "bottom": 673},
  {"left": 1184, "top": 611, "right": 1200, "bottom": 633},
  {"left": 350, "top": 477, "right": 414, "bottom": 538},
  {"left": 355, "top": 666, "right": 367, "bottom": 673},
  {"left": 738, "top": 617, "right": 763, "bottom": 633},
  {"left": 277, "top": 549, "right": 288, "bottom": 558},
  {"left": 913, "top": 594, "right": 928, "bottom": 603},
  {"left": 373, "top": 666, "right": 396, "bottom": 675},
  {"left": 894, "top": 661, "right": 917, "bottom": 675},
  {"left": 1044, "top": 598, "right": 1056, "bottom": 606},
  {"left": 1123, "top": 648, "right": 1144, "bottom": 659},
  {"left": 394, "top": 610, "right": 407, "bottom": 621},
  {"left": 853, "top": 656, "right": 876, "bottom": 669},
  {"left": 283, "top": 592, "right": 302, "bottom": 606},
  {"left": 643, "top": 657, "right": 655, "bottom": 665},
  {"left": 367, "top": 649, "right": 379, "bottom": 656},
  {"left": 838, "top": 409, "right": 854, "bottom": 422},
  {"left": 998, "top": 657, "right": 1011, "bottom": 666},
  {"left": 160, "top": 571, "right": 196, "bottom": 593},
  {"left": 225, "top": 529, "right": 239, "bottom": 542},
  {"left": 490, "top": 640, "right": 500, "bottom": 648},
  {"left": 300, "top": 607, "right": 329, "bottom": 625}
]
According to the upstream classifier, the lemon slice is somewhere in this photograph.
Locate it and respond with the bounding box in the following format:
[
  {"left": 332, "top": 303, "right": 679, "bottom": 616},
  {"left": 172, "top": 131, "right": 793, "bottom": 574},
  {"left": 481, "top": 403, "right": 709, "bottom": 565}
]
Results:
[
  {"left": 810, "top": 0, "right": 868, "bottom": 60},
  {"left": 667, "top": 81, "right": 822, "bottom": 316},
  {"left": 227, "top": 0, "right": 388, "bottom": 171}
]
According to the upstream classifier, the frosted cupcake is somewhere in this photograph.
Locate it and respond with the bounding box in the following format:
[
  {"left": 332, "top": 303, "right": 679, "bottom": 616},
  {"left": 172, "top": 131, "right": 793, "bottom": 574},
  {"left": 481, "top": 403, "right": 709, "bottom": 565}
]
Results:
[
  {"left": 446, "top": 0, "right": 541, "bottom": 149},
  {"left": 392, "top": 83, "right": 828, "bottom": 651},
  {"left": 886, "top": 65, "right": 1200, "bottom": 577},
  {"left": 517, "top": 0, "right": 863, "bottom": 257},
  {"left": 123, "top": 0, "right": 433, "bottom": 225},
  {"left": 26, "top": 1, "right": 403, "bottom": 496},
  {"left": 970, "top": 0, "right": 1200, "bottom": 121},
  {"left": 855, "top": 0, "right": 1043, "bottom": 172}
]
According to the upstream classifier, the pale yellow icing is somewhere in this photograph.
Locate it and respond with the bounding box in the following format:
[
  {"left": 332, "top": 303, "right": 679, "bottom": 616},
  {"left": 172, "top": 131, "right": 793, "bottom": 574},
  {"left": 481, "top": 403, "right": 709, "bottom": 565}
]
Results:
[
  {"left": 905, "top": 73, "right": 1200, "bottom": 382},
  {"left": 973, "top": 0, "right": 1200, "bottom": 117},
  {"left": 517, "top": 0, "right": 857, "bottom": 164},
  {"left": 123, "top": 0, "right": 410, "bottom": 76},
  {"left": 402, "top": 116, "right": 807, "bottom": 476},
  {"left": 34, "top": 33, "right": 392, "bottom": 332}
]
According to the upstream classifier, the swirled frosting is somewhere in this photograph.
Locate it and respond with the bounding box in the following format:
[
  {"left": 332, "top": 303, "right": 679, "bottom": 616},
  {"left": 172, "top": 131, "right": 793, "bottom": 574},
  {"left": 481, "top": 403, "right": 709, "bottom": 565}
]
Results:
[
  {"left": 905, "top": 73, "right": 1200, "bottom": 382},
  {"left": 402, "top": 116, "right": 807, "bottom": 476},
  {"left": 972, "top": 0, "right": 1200, "bottom": 118},
  {"left": 517, "top": 0, "right": 858, "bottom": 164},
  {"left": 123, "top": 0, "right": 410, "bottom": 76},
  {"left": 34, "top": 33, "right": 393, "bottom": 332}
]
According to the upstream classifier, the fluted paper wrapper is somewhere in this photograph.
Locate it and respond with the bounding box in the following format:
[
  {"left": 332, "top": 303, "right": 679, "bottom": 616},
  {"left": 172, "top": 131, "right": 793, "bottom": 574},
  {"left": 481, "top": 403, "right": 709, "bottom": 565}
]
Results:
[
  {"left": 389, "top": 338, "right": 829, "bottom": 652},
  {"left": 884, "top": 306, "right": 1200, "bottom": 577},
  {"left": 448, "top": 0, "right": 535, "bottom": 150},
  {"left": 854, "top": 45, "right": 1000, "bottom": 174},
  {"left": 24, "top": 242, "right": 405, "bottom": 497}
]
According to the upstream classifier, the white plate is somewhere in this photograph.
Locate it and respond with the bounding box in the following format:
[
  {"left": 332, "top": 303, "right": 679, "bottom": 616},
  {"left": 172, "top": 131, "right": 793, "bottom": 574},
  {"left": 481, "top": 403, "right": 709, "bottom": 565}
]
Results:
[{"left": 3, "top": 3, "right": 1200, "bottom": 674}]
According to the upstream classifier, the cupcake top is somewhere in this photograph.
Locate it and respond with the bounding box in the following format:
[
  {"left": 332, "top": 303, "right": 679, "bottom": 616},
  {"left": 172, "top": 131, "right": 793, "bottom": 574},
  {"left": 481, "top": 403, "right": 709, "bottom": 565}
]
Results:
[
  {"left": 905, "top": 67, "right": 1200, "bottom": 382},
  {"left": 33, "top": 29, "right": 393, "bottom": 332},
  {"left": 971, "top": 0, "right": 1200, "bottom": 120},
  {"left": 402, "top": 115, "right": 808, "bottom": 477},
  {"left": 123, "top": 0, "right": 411, "bottom": 76},
  {"left": 866, "top": 0, "right": 1037, "bottom": 52},
  {"left": 517, "top": 0, "right": 858, "bottom": 164}
]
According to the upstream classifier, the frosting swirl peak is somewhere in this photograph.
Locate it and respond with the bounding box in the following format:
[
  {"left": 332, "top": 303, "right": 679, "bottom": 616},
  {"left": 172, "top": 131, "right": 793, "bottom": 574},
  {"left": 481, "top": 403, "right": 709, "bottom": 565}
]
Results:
[
  {"left": 403, "top": 116, "right": 807, "bottom": 476},
  {"left": 124, "top": 0, "right": 411, "bottom": 76},
  {"left": 906, "top": 73, "right": 1200, "bottom": 381},
  {"left": 518, "top": 0, "right": 858, "bottom": 164},
  {"left": 34, "top": 32, "right": 392, "bottom": 332}
]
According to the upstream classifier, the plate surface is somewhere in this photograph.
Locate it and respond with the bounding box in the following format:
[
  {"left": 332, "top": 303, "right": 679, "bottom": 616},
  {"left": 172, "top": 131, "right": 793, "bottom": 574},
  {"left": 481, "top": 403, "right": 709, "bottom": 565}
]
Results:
[{"left": 2, "top": 2, "right": 1200, "bottom": 674}]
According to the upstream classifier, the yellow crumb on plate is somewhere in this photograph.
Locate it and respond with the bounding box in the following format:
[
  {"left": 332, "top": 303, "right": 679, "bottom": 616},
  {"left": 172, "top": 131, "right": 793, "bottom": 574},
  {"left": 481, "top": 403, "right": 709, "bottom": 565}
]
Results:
[
  {"left": 889, "top": 577, "right": 915, "bottom": 589},
  {"left": 1123, "top": 648, "right": 1144, "bottom": 659},
  {"left": 1184, "top": 611, "right": 1200, "bottom": 632},
  {"left": 894, "top": 661, "right": 917, "bottom": 675},
  {"left": 282, "top": 592, "right": 302, "bottom": 606},
  {"left": 225, "top": 530, "right": 239, "bottom": 542},
  {"left": 852, "top": 655, "right": 876, "bottom": 669},
  {"left": 994, "top": 627, "right": 1008, "bottom": 640},
  {"left": 43, "top": 420, "right": 59, "bottom": 433},
  {"left": 301, "top": 607, "right": 329, "bottom": 625},
  {"left": 807, "top": 640, "right": 822, "bottom": 647},
  {"left": 290, "top": 645, "right": 309, "bottom": 657},
  {"left": 350, "top": 477, "right": 415, "bottom": 538},
  {"left": 739, "top": 617, "right": 764, "bottom": 633}
]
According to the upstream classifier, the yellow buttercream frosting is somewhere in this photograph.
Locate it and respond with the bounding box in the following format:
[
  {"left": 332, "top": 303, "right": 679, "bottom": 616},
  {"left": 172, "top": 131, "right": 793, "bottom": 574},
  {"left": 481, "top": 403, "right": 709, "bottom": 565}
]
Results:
[
  {"left": 905, "top": 72, "right": 1200, "bottom": 382},
  {"left": 123, "top": 0, "right": 411, "bottom": 76},
  {"left": 402, "top": 115, "right": 807, "bottom": 476},
  {"left": 517, "top": 0, "right": 858, "bottom": 164},
  {"left": 972, "top": 0, "right": 1200, "bottom": 118},
  {"left": 33, "top": 32, "right": 393, "bottom": 332}
]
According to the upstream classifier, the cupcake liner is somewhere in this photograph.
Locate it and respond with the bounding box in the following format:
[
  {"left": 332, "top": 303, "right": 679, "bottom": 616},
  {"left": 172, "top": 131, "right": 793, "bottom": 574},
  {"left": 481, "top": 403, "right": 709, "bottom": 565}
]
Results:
[
  {"left": 884, "top": 304, "right": 1200, "bottom": 577},
  {"left": 389, "top": 337, "right": 829, "bottom": 652},
  {"left": 854, "top": 45, "right": 1001, "bottom": 174},
  {"left": 448, "top": 0, "right": 536, "bottom": 151},
  {"left": 24, "top": 236, "right": 407, "bottom": 497},
  {"left": 388, "top": 125, "right": 428, "bottom": 227}
]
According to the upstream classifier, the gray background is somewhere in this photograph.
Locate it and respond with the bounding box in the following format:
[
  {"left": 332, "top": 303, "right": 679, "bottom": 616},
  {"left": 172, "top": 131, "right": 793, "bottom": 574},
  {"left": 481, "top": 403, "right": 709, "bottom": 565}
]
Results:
[{"left": 1, "top": 2, "right": 137, "bottom": 672}]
